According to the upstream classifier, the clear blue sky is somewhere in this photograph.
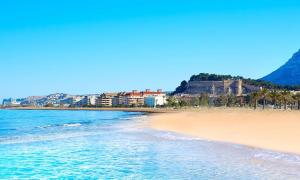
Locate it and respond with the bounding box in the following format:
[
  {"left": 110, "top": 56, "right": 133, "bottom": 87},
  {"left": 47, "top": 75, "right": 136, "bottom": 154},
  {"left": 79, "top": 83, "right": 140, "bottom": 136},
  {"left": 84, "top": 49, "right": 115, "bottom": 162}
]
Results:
[{"left": 1, "top": 0, "right": 300, "bottom": 99}]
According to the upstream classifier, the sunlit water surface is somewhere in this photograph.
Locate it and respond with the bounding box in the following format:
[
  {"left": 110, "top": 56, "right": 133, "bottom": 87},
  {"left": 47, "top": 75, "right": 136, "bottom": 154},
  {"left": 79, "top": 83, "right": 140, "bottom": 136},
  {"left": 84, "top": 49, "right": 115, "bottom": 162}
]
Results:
[{"left": 0, "top": 110, "right": 300, "bottom": 179}]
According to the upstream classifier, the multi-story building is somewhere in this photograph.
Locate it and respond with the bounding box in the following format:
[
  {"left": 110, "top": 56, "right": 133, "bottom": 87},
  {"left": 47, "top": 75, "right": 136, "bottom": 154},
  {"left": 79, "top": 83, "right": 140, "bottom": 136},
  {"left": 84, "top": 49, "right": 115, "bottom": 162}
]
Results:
[
  {"left": 81, "top": 89, "right": 168, "bottom": 107},
  {"left": 96, "top": 93, "right": 118, "bottom": 107},
  {"left": 124, "top": 89, "right": 166, "bottom": 107},
  {"left": 112, "top": 92, "right": 127, "bottom": 106},
  {"left": 124, "top": 90, "right": 145, "bottom": 107},
  {"left": 2, "top": 98, "right": 22, "bottom": 107},
  {"left": 47, "top": 93, "right": 68, "bottom": 101},
  {"left": 145, "top": 96, "right": 167, "bottom": 108},
  {"left": 20, "top": 96, "right": 45, "bottom": 106},
  {"left": 59, "top": 97, "right": 74, "bottom": 107},
  {"left": 77, "top": 95, "right": 98, "bottom": 107},
  {"left": 71, "top": 96, "right": 85, "bottom": 107},
  {"left": 87, "top": 95, "right": 97, "bottom": 106}
]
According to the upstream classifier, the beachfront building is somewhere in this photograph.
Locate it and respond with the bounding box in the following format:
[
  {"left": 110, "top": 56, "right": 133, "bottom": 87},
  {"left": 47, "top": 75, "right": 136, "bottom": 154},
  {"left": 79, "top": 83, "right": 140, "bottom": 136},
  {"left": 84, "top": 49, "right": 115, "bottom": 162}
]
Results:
[
  {"left": 2, "top": 98, "right": 22, "bottom": 107},
  {"left": 112, "top": 92, "right": 127, "bottom": 106},
  {"left": 94, "top": 89, "right": 167, "bottom": 107},
  {"left": 96, "top": 93, "right": 118, "bottom": 107},
  {"left": 47, "top": 93, "right": 68, "bottom": 101},
  {"left": 124, "top": 90, "right": 145, "bottom": 107},
  {"left": 70, "top": 96, "right": 85, "bottom": 107},
  {"left": 124, "top": 89, "right": 166, "bottom": 107},
  {"left": 89, "top": 95, "right": 98, "bottom": 106},
  {"left": 20, "top": 96, "right": 45, "bottom": 107},
  {"left": 145, "top": 96, "right": 167, "bottom": 108},
  {"left": 291, "top": 90, "right": 300, "bottom": 95},
  {"left": 80, "top": 95, "right": 97, "bottom": 106}
]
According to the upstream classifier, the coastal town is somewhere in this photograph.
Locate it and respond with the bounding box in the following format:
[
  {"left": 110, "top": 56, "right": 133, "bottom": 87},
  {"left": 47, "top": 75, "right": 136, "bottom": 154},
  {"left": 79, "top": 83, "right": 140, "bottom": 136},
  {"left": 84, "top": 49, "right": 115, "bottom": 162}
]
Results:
[
  {"left": 2, "top": 1, "right": 300, "bottom": 179},
  {"left": 1, "top": 89, "right": 168, "bottom": 108},
  {"left": 2, "top": 74, "right": 300, "bottom": 110}
]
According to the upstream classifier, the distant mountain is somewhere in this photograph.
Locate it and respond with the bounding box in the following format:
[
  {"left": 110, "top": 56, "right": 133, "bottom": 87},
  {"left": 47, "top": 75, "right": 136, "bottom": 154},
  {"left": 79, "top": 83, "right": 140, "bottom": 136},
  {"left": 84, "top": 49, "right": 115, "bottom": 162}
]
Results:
[{"left": 262, "top": 49, "right": 300, "bottom": 86}]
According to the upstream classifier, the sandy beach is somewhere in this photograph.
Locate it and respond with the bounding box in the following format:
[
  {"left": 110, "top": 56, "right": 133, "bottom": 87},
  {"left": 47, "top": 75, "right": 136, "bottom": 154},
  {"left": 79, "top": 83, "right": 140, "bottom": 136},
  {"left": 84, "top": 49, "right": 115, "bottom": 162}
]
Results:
[{"left": 150, "top": 108, "right": 300, "bottom": 155}]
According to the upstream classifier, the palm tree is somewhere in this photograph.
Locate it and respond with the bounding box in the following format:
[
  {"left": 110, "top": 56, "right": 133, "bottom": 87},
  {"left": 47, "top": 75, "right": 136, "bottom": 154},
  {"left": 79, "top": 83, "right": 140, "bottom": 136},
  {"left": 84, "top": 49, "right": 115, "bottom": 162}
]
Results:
[
  {"left": 259, "top": 88, "right": 269, "bottom": 110},
  {"left": 250, "top": 92, "right": 260, "bottom": 110},
  {"left": 293, "top": 93, "right": 300, "bottom": 110},
  {"left": 268, "top": 90, "right": 279, "bottom": 109},
  {"left": 166, "top": 96, "right": 178, "bottom": 107},
  {"left": 280, "top": 90, "right": 292, "bottom": 110},
  {"left": 276, "top": 92, "right": 284, "bottom": 109},
  {"left": 199, "top": 93, "right": 209, "bottom": 106}
]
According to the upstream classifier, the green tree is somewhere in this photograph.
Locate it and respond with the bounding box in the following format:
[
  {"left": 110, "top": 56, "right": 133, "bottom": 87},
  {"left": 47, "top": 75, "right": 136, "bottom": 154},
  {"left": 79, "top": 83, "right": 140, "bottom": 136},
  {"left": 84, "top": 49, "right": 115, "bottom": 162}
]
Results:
[
  {"left": 179, "top": 99, "right": 190, "bottom": 107},
  {"left": 292, "top": 93, "right": 300, "bottom": 110},
  {"left": 268, "top": 90, "right": 279, "bottom": 109},
  {"left": 199, "top": 93, "right": 209, "bottom": 106},
  {"left": 166, "top": 96, "right": 179, "bottom": 107},
  {"left": 250, "top": 92, "right": 260, "bottom": 109},
  {"left": 259, "top": 88, "right": 269, "bottom": 109},
  {"left": 190, "top": 97, "right": 201, "bottom": 107},
  {"left": 227, "top": 95, "right": 238, "bottom": 107},
  {"left": 280, "top": 90, "right": 292, "bottom": 110},
  {"left": 216, "top": 95, "right": 229, "bottom": 107}
]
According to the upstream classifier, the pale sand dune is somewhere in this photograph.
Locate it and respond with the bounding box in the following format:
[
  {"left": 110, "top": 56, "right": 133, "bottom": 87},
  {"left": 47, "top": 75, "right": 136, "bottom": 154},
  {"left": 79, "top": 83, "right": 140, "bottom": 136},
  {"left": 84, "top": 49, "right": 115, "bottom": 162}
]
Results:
[{"left": 150, "top": 109, "right": 300, "bottom": 155}]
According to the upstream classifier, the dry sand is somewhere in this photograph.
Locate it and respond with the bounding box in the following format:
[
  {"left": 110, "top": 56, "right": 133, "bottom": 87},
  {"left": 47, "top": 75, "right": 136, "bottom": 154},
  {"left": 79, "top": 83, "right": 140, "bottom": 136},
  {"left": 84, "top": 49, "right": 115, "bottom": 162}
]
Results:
[{"left": 150, "top": 108, "right": 300, "bottom": 155}]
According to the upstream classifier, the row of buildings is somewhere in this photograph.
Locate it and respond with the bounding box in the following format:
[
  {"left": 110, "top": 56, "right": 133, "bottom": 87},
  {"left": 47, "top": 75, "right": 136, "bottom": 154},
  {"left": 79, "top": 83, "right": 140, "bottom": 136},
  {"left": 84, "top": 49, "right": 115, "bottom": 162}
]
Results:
[
  {"left": 81, "top": 89, "right": 167, "bottom": 107},
  {"left": 2, "top": 90, "right": 167, "bottom": 108},
  {"left": 2, "top": 98, "right": 23, "bottom": 107},
  {"left": 3, "top": 79, "right": 265, "bottom": 108}
]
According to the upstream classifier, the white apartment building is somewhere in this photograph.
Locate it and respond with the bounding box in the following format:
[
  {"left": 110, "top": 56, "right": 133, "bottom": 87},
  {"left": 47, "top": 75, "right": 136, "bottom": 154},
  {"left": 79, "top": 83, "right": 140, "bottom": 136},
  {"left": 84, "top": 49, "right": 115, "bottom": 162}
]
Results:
[{"left": 144, "top": 96, "right": 167, "bottom": 107}]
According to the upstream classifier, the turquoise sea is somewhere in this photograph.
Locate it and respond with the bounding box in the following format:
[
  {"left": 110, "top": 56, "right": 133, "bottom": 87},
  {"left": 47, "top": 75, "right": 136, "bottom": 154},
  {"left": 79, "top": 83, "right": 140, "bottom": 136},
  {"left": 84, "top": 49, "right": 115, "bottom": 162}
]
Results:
[{"left": 0, "top": 110, "right": 300, "bottom": 179}]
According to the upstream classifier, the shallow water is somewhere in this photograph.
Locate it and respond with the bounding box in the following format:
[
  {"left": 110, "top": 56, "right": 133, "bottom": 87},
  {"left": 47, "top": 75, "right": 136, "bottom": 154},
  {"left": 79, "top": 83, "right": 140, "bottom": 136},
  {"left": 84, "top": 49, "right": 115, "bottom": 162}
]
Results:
[{"left": 0, "top": 110, "right": 300, "bottom": 179}]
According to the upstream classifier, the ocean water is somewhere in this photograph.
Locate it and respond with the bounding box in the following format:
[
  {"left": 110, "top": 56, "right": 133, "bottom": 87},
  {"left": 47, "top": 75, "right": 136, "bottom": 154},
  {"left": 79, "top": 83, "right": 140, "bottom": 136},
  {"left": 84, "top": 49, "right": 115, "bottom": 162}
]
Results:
[{"left": 0, "top": 110, "right": 300, "bottom": 179}]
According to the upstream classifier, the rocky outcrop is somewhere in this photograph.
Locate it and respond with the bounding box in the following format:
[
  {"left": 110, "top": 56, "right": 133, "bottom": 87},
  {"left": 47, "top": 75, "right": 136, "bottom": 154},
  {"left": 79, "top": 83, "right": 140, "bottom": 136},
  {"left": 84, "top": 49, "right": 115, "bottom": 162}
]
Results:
[{"left": 262, "top": 49, "right": 300, "bottom": 86}]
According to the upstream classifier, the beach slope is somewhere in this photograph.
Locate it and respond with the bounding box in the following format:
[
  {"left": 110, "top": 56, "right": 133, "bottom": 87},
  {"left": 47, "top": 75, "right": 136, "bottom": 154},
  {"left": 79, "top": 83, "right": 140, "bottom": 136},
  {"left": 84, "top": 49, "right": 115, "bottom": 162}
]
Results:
[{"left": 150, "top": 109, "right": 300, "bottom": 155}]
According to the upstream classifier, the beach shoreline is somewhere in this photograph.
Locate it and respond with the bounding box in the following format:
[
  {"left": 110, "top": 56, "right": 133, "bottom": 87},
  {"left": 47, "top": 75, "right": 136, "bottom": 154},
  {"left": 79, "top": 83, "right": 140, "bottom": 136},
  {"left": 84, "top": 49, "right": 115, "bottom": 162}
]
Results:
[
  {"left": 0, "top": 106, "right": 175, "bottom": 114},
  {"left": 149, "top": 108, "right": 300, "bottom": 155},
  {"left": 4, "top": 106, "right": 300, "bottom": 155}
]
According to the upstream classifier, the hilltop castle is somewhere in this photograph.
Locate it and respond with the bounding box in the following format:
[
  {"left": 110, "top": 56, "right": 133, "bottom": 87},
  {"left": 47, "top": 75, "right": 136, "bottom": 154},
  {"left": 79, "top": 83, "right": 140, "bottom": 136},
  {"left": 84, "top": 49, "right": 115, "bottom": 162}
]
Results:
[{"left": 182, "top": 79, "right": 243, "bottom": 96}]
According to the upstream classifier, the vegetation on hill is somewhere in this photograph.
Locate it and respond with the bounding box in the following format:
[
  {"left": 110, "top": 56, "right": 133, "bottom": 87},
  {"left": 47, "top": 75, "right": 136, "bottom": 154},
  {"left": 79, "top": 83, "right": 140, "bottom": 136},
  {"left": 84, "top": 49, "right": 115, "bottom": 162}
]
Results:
[{"left": 174, "top": 73, "right": 300, "bottom": 94}]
